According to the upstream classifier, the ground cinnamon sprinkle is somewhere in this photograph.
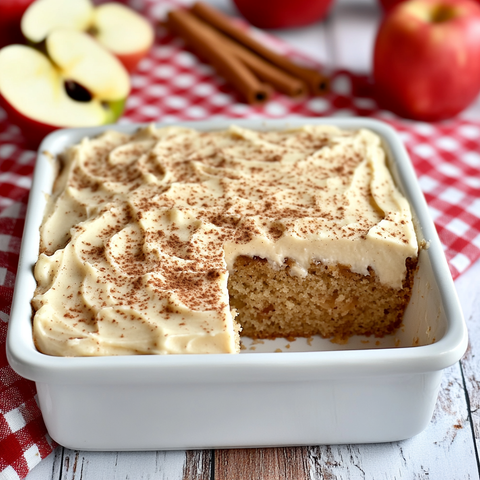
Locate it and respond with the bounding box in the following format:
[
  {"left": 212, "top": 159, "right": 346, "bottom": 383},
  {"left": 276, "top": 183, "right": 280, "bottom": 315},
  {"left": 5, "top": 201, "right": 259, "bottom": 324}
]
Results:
[{"left": 32, "top": 124, "right": 418, "bottom": 356}]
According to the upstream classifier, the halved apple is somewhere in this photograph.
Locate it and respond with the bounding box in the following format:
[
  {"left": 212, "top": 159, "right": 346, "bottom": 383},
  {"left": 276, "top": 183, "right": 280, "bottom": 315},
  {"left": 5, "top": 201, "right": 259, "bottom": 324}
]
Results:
[
  {"left": 20, "top": 0, "right": 93, "bottom": 43},
  {"left": 0, "top": 30, "right": 130, "bottom": 147},
  {"left": 21, "top": 0, "right": 154, "bottom": 72},
  {"left": 91, "top": 3, "right": 155, "bottom": 73}
]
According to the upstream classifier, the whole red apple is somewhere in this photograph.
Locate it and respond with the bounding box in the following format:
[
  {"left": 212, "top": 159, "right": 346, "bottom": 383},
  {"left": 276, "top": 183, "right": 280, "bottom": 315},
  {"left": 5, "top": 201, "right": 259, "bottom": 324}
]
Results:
[
  {"left": 377, "top": 0, "right": 480, "bottom": 14},
  {"left": 232, "top": 0, "right": 335, "bottom": 29},
  {"left": 373, "top": 0, "right": 480, "bottom": 121},
  {"left": 377, "top": 0, "right": 406, "bottom": 12},
  {"left": 0, "top": 0, "right": 35, "bottom": 47}
]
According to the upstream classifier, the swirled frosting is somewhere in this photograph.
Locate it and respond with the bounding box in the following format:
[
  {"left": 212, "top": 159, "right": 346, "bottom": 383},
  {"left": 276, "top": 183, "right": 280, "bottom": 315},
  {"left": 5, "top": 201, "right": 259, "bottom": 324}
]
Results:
[{"left": 32, "top": 125, "right": 418, "bottom": 356}]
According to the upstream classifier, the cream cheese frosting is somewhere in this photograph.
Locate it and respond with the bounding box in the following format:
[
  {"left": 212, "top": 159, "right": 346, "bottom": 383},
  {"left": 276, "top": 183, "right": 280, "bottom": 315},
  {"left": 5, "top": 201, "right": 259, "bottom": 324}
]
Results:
[{"left": 32, "top": 125, "right": 418, "bottom": 356}]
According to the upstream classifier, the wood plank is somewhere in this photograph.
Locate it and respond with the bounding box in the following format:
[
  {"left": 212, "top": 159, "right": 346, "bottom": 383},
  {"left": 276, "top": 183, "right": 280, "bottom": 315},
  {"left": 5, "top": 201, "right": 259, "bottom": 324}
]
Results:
[
  {"left": 262, "top": 22, "right": 331, "bottom": 68},
  {"left": 60, "top": 449, "right": 188, "bottom": 480},
  {"left": 214, "top": 447, "right": 309, "bottom": 480},
  {"left": 306, "top": 364, "right": 478, "bottom": 479},
  {"left": 182, "top": 450, "right": 212, "bottom": 480},
  {"left": 327, "top": 0, "right": 380, "bottom": 73},
  {"left": 456, "top": 259, "right": 480, "bottom": 461},
  {"left": 25, "top": 448, "right": 213, "bottom": 480}
]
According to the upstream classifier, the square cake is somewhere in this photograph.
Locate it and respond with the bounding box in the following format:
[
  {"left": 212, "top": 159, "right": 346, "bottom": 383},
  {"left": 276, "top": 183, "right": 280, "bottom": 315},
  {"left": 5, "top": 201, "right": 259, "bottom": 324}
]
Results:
[{"left": 32, "top": 125, "right": 418, "bottom": 356}]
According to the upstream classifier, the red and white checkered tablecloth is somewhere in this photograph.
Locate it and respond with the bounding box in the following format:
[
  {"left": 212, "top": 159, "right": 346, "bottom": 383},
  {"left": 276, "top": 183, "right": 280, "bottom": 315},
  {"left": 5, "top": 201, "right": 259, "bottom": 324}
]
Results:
[{"left": 1, "top": 1, "right": 480, "bottom": 478}]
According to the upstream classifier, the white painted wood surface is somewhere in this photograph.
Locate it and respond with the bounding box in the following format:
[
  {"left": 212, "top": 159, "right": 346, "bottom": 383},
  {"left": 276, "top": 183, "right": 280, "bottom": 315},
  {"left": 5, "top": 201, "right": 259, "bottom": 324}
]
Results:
[{"left": 24, "top": 0, "right": 480, "bottom": 478}]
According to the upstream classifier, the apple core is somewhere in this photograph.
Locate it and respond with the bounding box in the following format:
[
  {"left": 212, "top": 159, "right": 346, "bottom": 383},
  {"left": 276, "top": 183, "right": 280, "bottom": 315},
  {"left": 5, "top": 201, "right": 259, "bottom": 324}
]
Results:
[{"left": 64, "top": 80, "right": 92, "bottom": 102}]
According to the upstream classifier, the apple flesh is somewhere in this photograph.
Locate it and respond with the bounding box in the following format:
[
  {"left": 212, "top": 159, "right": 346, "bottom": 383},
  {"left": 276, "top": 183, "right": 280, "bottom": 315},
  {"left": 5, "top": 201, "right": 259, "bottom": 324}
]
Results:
[
  {"left": 232, "top": 0, "right": 335, "bottom": 29},
  {"left": 0, "top": 91, "right": 125, "bottom": 149},
  {"left": 0, "top": 31, "right": 129, "bottom": 147},
  {"left": 20, "top": 0, "right": 92, "bottom": 43},
  {"left": 21, "top": 0, "right": 154, "bottom": 72},
  {"left": 91, "top": 3, "right": 154, "bottom": 73},
  {"left": 373, "top": 0, "right": 480, "bottom": 121},
  {"left": 47, "top": 29, "right": 130, "bottom": 103}
]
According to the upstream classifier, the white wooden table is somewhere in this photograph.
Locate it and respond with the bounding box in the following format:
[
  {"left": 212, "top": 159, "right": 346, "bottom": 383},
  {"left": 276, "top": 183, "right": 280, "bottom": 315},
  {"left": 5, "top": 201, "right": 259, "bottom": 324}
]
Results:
[{"left": 24, "top": 0, "right": 480, "bottom": 478}]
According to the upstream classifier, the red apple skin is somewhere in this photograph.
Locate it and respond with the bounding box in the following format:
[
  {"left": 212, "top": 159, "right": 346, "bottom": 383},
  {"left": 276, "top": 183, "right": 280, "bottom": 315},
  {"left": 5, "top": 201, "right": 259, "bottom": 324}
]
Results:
[
  {"left": 114, "top": 49, "right": 148, "bottom": 73},
  {"left": 232, "top": 0, "right": 335, "bottom": 29},
  {"left": 0, "top": 93, "right": 126, "bottom": 149},
  {"left": 373, "top": 0, "right": 480, "bottom": 121},
  {"left": 378, "top": 0, "right": 480, "bottom": 12},
  {"left": 378, "top": 0, "right": 406, "bottom": 12},
  {"left": 0, "top": 0, "right": 35, "bottom": 47},
  {"left": 0, "top": 94, "right": 59, "bottom": 148}
]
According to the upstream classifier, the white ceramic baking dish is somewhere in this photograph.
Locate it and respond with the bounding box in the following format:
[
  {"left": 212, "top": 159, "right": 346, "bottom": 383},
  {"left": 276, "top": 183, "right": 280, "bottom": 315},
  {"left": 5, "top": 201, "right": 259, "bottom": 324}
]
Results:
[{"left": 7, "top": 117, "right": 468, "bottom": 450}]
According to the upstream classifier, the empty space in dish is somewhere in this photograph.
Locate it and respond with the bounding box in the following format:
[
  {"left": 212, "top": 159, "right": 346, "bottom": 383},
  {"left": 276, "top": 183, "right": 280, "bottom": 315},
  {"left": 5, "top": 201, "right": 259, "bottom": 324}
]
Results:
[{"left": 240, "top": 249, "right": 443, "bottom": 352}]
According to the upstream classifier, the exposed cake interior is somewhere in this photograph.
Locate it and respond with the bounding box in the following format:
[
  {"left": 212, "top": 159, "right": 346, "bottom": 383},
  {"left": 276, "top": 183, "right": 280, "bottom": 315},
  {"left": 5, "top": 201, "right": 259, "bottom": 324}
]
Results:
[
  {"left": 229, "top": 256, "right": 417, "bottom": 341},
  {"left": 32, "top": 125, "right": 418, "bottom": 356}
]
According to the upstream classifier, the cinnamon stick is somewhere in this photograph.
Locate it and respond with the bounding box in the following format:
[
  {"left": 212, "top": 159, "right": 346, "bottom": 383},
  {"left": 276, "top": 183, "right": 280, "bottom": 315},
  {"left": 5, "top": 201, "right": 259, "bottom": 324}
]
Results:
[
  {"left": 167, "top": 9, "right": 272, "bottom": 105},
  {"left": 189, "top": 15, "right": 307, "bottom": 98},
  {"left": 190, "top": 1, "right": 329, "bottom": 95}
]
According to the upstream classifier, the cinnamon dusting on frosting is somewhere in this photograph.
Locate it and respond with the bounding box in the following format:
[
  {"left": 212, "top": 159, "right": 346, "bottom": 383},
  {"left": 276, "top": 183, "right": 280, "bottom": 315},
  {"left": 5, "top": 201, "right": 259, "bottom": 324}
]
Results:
[{"left": 32, "top": 125, "right": 418, "bottom": 356}]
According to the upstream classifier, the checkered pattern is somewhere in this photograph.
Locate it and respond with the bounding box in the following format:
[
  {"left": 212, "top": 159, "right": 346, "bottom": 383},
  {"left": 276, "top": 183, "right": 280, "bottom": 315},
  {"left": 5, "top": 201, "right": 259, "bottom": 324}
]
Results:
[
  {"left": 1, "top": 0, "right": 480, "bottom": 478},
  {"left": 0, "top": 203, "right": 55, "bottom": 480}
]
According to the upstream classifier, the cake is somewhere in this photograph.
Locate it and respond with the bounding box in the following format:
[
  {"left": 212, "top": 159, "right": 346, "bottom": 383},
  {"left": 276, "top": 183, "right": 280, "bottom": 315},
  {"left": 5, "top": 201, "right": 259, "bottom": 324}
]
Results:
[{"left": 32, "top": 124, "right": 418, "bottom": 356}]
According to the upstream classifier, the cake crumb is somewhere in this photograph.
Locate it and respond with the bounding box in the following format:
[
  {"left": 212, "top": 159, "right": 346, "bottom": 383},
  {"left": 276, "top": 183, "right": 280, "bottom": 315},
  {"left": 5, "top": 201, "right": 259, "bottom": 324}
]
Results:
[
  {"left": 330, "top": 336, "right": 349, "bottom": 345},
  {"left": 419, "top": 239, "right": 430, "bottom": 250},
  {"left": 274, "top": 348, "right": 282, "bottom": 352}
]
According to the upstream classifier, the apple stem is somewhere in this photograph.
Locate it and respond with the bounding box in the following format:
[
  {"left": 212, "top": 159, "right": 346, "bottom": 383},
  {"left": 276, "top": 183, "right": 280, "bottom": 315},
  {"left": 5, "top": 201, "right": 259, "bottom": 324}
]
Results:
[
  {"left": 86, "top": 26, "right": 99, "bottom": 37},
  {"left": 431, "top": 5, "right": 456, "bottom": 23}
]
